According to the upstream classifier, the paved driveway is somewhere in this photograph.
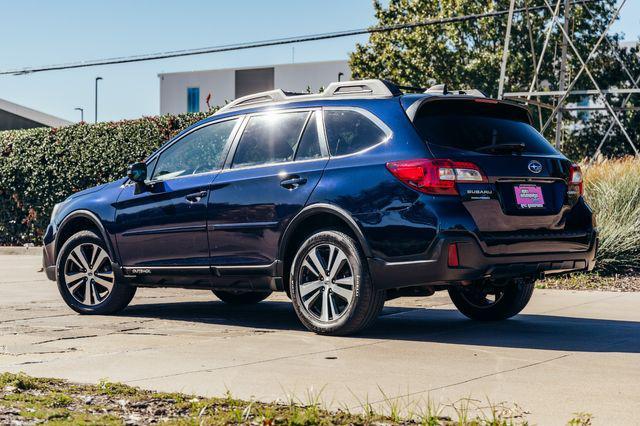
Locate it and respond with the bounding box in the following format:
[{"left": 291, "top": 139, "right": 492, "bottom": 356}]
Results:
[{"left": 1, "top": 254, "right": 639, "bottom": 425}]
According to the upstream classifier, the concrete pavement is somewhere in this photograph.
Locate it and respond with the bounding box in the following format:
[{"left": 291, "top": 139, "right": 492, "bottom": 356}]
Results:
[{"left": 1, "top": 254, "right": 639, "bottom": 425}]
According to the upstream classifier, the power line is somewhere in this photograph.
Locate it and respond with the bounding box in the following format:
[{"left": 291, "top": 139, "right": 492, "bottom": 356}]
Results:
[{"left": 0, "top": 0, "right": 595, "bottom": 76}]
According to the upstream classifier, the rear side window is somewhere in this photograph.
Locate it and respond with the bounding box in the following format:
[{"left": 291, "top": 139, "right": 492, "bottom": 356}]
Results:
[
  {"left": 295, "top": 112, "right": 322, "bottom": 161},
  {"left": 324, "top": 110, "right": 387, "bottom": 156},
  {"left": 232, "top": 112, "right": 308, "bottom": 168},
  {"left": 413, "top": 101, "right": 558, "bottom": 155}
]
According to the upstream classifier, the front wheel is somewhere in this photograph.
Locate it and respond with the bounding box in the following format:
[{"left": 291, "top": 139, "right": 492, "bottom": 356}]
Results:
[
  {"left": 290, "top": 230, "right": 385, "bottom": 335},
  {"left": 56, "top": 230, "right": 136, "bottom": 315},
  {"left": 448, "top": 279, "right": 535, "bottom": 321}
]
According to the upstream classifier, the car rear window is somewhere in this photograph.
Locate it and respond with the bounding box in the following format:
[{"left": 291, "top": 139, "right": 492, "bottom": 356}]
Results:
[{"left": 413, "top": 100, "right": 558, "bottom": 155}]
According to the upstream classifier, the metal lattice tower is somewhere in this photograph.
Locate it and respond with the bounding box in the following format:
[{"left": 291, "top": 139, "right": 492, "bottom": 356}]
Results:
[{"left": 498, "top": 0, "right": 639, "bottom": 157}]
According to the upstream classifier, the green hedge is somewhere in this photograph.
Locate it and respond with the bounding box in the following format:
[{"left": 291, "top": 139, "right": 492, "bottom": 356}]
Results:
[{"left": 0, "top": 112, "right": 209, "bottom": 245}]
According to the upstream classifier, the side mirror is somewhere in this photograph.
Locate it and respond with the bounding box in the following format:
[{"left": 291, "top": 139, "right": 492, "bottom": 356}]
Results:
[{"left": 127, "top": 162, "right": 147, "bottom": 183}]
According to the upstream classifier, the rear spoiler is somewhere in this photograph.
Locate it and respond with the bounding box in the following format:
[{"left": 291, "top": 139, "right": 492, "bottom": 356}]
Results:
[{"left": 402, "top": 96, "right": 534, "bottom": 126}]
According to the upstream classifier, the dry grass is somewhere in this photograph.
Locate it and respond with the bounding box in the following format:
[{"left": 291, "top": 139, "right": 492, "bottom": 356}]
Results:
[
  {"left": 537, "top": 273, "right": 640, "bottom": 292},
  {"left": 581, "top": 157, "right": 640, "bottom": 274}
]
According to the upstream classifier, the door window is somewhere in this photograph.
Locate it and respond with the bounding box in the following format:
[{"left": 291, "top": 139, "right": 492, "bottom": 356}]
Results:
[
  {"left": 324, "top": 110, "right": 387, "bottom": 156},
  {"left": 151, "top": 118, "right": 239, "bottom": 181},
  {"left": 232, "top": 111, "right": 309, "bottom": 168},
  {"left": 294, "top": 112, "right": 322, "bottom": 161}
]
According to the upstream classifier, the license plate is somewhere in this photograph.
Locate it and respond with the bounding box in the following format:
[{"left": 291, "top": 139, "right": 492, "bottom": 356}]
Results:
[{"left": 514, "top": 184, "right": 545, "bottom": 209}]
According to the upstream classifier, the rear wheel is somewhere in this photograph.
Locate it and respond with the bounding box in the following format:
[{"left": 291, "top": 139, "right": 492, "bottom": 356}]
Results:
[
  {"left": 212, "top": 290, "right": 271, "bottom": 304},
  {"left": 290, "top": 230, "right": 385, "bottom": 335},
  {"left": 56, "top": 230, "right": 136, "bottom": 315},
  {"left": 448, "top": 279, "right": 535, "bottom": 321}
]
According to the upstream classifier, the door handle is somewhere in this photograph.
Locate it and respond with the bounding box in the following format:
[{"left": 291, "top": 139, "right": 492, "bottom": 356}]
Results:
[
  {"left": 185, "top": 190, "right": 207, "bottom": 202},
  {"left": 280, "top": 176, "right": 308, "bottom": 189}
]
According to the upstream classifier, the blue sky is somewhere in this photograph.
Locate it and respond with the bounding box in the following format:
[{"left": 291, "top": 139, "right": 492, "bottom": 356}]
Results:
[{"left": 0, "top": 0, "right": 637, "bottom": 123}]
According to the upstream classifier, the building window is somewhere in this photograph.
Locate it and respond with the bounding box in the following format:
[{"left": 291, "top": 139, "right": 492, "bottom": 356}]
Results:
[{"left": 187, "top": 87, "right": 200, "bottom": 113}]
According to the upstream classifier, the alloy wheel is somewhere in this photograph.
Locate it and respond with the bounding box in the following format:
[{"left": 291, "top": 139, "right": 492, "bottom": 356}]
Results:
[
  {"left": 63, "top": 243, "right": 114, "bottom": 306},
  {"left": 297, "top": 243, "right": 355, "bottom": 322}
]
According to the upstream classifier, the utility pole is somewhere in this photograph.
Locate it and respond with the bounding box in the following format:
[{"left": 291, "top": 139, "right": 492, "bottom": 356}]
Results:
[
  {"left": 555, "top": 0, "right": 571, "bottom": 149},
  {"left": 94, "top": 77, "right": 103, "bottom": 123},
  {"left": 74, "top": 107, "right": 84, "bottom": 122}
]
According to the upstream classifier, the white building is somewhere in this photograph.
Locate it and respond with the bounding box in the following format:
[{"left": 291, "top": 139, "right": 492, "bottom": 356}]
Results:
[{"left": 159, "top": 60, "right": 351, "bottom": 115}]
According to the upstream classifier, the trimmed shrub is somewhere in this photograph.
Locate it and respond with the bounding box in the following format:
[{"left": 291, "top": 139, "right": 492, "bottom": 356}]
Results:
[{"left": 0, "top": 113, "right": 208, "bottom": 245}]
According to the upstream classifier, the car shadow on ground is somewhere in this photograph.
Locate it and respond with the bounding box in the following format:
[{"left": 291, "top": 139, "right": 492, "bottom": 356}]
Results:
[{"left": 121, "top": 300, "right": 640, "bottom": 354}]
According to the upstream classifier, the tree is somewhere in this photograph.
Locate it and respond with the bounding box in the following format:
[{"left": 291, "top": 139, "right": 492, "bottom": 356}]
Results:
[{"left": 350, "top": 0, "right": 639, "bottom": 159}]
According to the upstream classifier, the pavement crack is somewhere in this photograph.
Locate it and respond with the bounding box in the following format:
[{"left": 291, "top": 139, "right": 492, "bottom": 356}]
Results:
[
  {"left": 121, "top": 332, "right": 168, "bottom": 336},
  {"left": 352, "top": 353, "right": 573, "bottom": 410},
  {"left": 2, "top": 313, "right": 77, "bottom": 323},
  {"left": 125, "top": 339, "right": 387, "bottom": 384},
  {"left": 1, "top": 348, "right": 78, "bottom": 356},
  {"left": 34, "top": 334, "right": 99, "bottom": 345}
]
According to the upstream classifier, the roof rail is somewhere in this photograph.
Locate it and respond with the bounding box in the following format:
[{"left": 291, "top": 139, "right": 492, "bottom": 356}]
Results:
[
  {"left": 323, "top": 79, "right": 402, "bottom": 97},
  {"left": 215, "top": 79, "right": 489, "bottom": 115},
  {"left": 216, "top": 89, "right": 290, "bottom": 114}
]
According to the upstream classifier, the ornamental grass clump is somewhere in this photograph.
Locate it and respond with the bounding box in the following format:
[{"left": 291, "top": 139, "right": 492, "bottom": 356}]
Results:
[{"left": 582, "top": 156, "right": 640, "bottom": 274}]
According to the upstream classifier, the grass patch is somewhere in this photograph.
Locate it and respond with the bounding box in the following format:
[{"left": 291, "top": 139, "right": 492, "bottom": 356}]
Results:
[
  {"left": 537, "top": 273, "right": 640, "bottom": 292},
  {"left": 0, "top": 372, "right": 596, "bottom": 425}
]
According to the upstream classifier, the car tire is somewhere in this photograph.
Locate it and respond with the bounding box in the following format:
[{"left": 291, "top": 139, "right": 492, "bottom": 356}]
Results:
[
  {"left": 290, "top": 230, "right": 385, "bottom": 335},
  {"left": 56, "top": 230, "right": 136, "bottom": 315},
  {"left": 447, "top": 278, "right": 535, "bottom": 321},
  {"left": 212, "top": 290, "right": 272, "bottom": 304}
]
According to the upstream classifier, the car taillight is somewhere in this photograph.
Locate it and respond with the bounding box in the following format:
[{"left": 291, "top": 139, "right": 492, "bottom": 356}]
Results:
[
  {"left": 569, "top": 163, "right": 583, "bottom": 196},
  {"left": 386, "top": 159, "right": 487, "bottom": 195}
]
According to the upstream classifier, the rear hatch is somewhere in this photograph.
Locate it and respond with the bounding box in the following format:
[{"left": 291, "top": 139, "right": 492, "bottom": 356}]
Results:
[{"left": 410, "top": 97, "right": 589, "bottom": 253}]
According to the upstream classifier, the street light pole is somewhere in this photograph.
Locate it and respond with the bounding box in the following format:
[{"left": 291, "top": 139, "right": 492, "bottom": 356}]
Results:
[
  {"left": 74, "top": 107, "right": 84, "bottom": 122},
  {"left": 94, "top": 77, "right": 103, "bottom": 123}
]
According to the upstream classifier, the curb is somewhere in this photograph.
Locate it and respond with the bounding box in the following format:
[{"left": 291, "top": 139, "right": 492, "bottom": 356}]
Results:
[{"left": 0, "top": 246, "right": 42, "bottom": 256}]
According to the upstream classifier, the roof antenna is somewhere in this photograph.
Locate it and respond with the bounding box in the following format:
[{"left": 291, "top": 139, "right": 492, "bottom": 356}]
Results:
[{"left": 425, "top": 83, "right": 449, "bottom": 95}]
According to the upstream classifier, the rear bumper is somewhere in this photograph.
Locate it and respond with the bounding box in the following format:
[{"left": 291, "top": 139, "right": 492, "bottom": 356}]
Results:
[{"left": 368, "top": 231, "right": 597, "bottom": 290}]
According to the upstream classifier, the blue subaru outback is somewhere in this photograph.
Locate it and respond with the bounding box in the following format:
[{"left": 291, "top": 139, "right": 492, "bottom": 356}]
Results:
[{"left": 42, "top": 79, "right": 597, "bottom": 335}]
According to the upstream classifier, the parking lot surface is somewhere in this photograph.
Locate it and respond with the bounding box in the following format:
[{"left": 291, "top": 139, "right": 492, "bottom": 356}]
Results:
[{"left": 1, "top": 254, "right": 639, "bottom": 425}]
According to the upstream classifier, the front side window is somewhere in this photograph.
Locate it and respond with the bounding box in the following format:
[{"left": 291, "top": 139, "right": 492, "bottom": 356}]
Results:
[
  {"left": 151, "top": 119, "right": 238, "bottom": 181},
  {"left": 324, "top": 110, "right": 387, "bottom": 156},
  {"left": 232, "top": 112, "right": 309, "bottom": 168},
  {"left": 187, "top": 87, "right": 200, "bottom": 113}
]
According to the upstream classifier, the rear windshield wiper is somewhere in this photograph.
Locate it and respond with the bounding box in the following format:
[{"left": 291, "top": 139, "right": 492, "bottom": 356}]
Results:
[{"left": 476, "top": 142, "right": 526, "bottom": 154}]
